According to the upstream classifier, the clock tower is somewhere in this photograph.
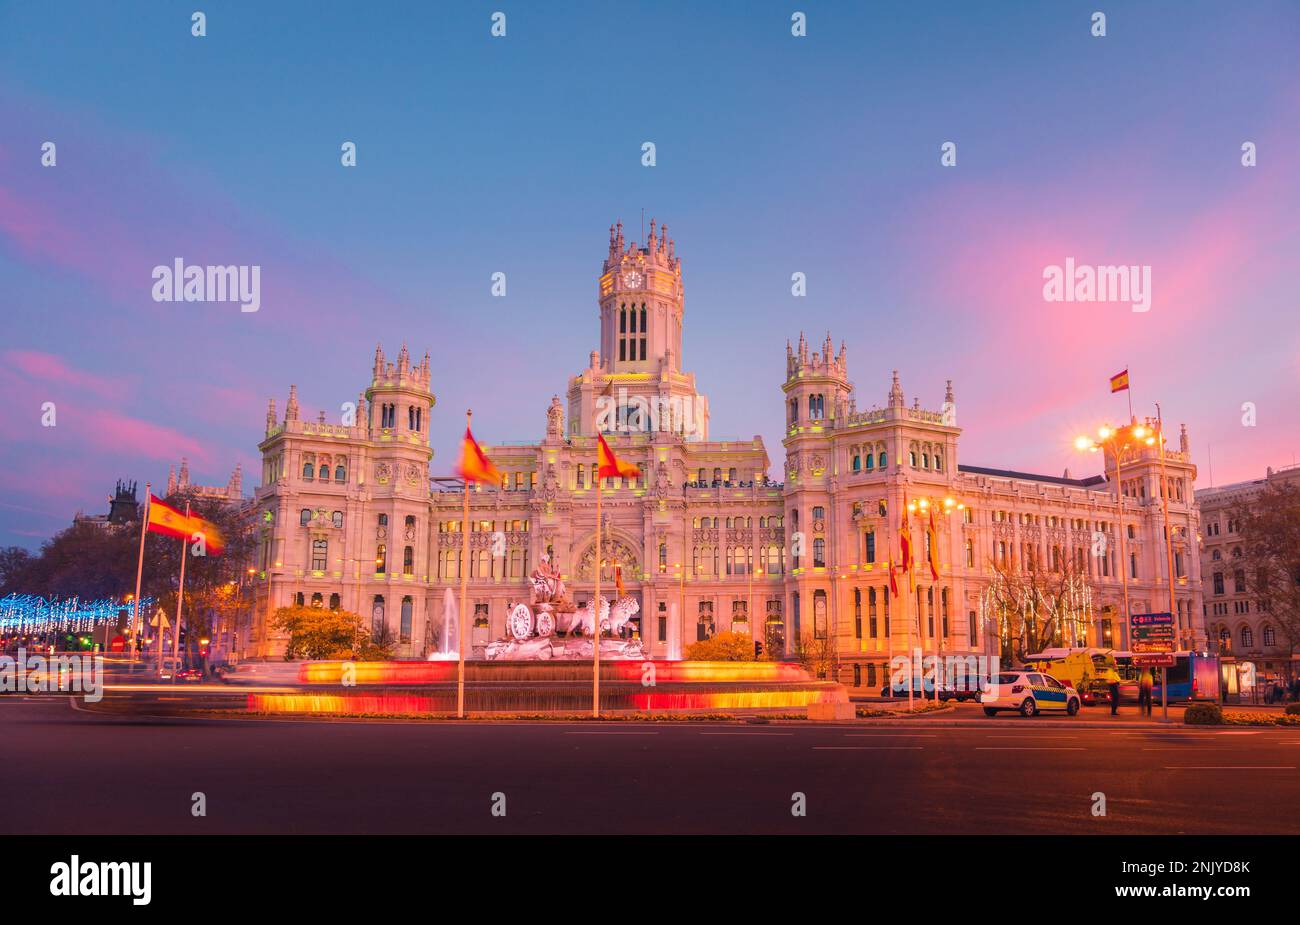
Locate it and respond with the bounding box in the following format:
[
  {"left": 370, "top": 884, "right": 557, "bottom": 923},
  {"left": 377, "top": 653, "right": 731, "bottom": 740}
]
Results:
[
  {"left": 566, "top": 219, "right": 708, "bottom": 439},
  {"left": 598, "top": 218, "right": 683, "bottom": 374}
]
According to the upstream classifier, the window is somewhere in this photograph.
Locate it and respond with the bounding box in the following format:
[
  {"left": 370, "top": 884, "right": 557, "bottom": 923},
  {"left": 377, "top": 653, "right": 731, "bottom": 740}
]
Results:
[
  {"left": 400, "top": 596, "right": 413, "bottom": 643},
  {"left": 1264, "top": 625, "right": 1276, "bottom": 647},
  {"left": 864, "top": 530, "right": 876, "bottom": 563},
  {"left": 371, "top": 595, "right": 385, "bottom": 636},
  {"left": 311, "top": 539, "right": 327, "bottom": 571},
  {"left": 310, "top": 592, "right": 323, "bottom": 608},
  {"left": 813, "top": 538, "right": 826, "bottom": 568},
  {"left": 868, "top": 588, "right": 878, "bottom": 638},
  {"left": 1234, "top": 569, "right": 1246, "bottom": 593},
  {"left": 403, "top": 546, "right": 414, "bottom": 575},
  {"left": 965, "top": 538, "right": 974, "bottom": 568},
  {"left": 865, "top": 453, "right": 874, "bottom": 470},
  {"left": 812, "top": 506, "right": 825, "bottom": 521},
  {"left": 332, "top": 511, "right": 344, "bottom": 529},
  {"left": 968, "top": 609, "right": 978, "bottom": 646},
  {"left": 1241, "top": 626, "right": 1254, "bottom": 648},
  {"left": 329, "top": 593, "right": 340, "bottom": 610},
  {"left": 302, "top": 461, "right": 314, "bottom": 480},
  {"left": 853, "top": 589, "right": 862, "bottom": 639},
  {"left": 300, "top": 509, "right": 312, "bottom": 526},
  {"left": 335, "top": 464, "right": 347, "bottom": 482},
  {"left": 375, "top": 544, "right": 387, "bottom": 574},
  {"left": 378, "top": 514, "right": 388, "bottom": 528},
  {"left": 1213, "top": 572, "right": 1224, "bottom": 595},
  {"left": 879, "top": 451, "right": 887, "bottom": 469}
]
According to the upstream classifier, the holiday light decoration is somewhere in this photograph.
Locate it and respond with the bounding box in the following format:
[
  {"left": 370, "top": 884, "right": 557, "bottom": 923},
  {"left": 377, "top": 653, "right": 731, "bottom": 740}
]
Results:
[{"left": 0, "top": 594, "right": 154, "bottom": 637}]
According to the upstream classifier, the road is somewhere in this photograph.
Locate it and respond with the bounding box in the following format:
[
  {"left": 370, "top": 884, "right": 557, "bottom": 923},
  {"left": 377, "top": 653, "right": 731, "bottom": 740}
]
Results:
[{"left": 2, "top": 696, "right": 1298, "bottom": 835}]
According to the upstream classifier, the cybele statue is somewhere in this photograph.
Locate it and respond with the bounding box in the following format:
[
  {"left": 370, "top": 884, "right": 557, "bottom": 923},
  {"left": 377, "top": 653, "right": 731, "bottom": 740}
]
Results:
[{"left": 483, "top": 553, "right": 646, "bottom": 660}]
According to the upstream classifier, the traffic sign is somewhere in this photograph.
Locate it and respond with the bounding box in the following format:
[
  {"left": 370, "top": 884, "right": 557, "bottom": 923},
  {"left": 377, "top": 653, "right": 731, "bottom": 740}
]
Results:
[
  {"left": 1132, "top": 653, "right": 1175, "bottom": 668},
  {"left": 1130, "top": 612, "right": 1174, "bottom": 654}
]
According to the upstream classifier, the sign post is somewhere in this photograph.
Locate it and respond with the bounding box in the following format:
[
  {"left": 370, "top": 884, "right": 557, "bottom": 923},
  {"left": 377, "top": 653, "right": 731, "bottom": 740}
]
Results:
[{"left": 1131, "top": 612, "right": 1175, "bottom": 721}]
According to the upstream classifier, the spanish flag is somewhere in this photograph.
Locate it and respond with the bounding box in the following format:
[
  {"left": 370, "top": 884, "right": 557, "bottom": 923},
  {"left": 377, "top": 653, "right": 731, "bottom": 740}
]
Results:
[
  {"left": 927, "top": 507, "right": 940, "bottom": 581},
  {"left": 146, "top": 496, "right": 225, "bottom": 555},
  {"left": 1109, "top": 369, "right": 1130, "bottom": 393},
  {"left": 597, "top": 433, "right": 641, "bottom": 480},
  {"left": 456, "top": 426, "right": 501, "bottom": 485},
  {"left": 888, "top": 556, "right": 899, "bottom": 597},
  {"left": 146, "top": 495, "right": 191, "bottom": 542}
]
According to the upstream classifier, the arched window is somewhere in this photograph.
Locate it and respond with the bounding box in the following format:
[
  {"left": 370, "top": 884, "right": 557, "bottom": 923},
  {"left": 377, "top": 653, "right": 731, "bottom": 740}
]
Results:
[
  {"left": 728, "top": 467, "right": 737, "bottom": 483},
  {"left": 295, "top": 592, "right": 305, "bottom": 606},
  {"left": 311, "top": 539, "right": 327, "bottom": 571},
  {"left": 329, "top": 593, "right": 340, "bottom": 610},
  {"left": 400, "top": 596, "right": 413, "bottom": 643},
  {"left": 310, "top": 592, "right": 323, "bottom": 608},
  {"left": 371, "top": 595, "right": 385, "bottom": 636},
  {"left": 852, "top": 452, "right": 861, "bottom": 472},
  {"left": 1241, "top": 626, "right": 1254, "bottom": 648},
  {"left": 335, "top": 464, "right": 346, "bottom": 482},
  {"left": 712, "top": 468, "right": 721, "bottom": 484},
  {"left": 302, "top": 462, "right": 314, "bottom": 480},
  {"left": 300, "top": 509, "right": 312, "bottom": 526},
  {"left": 1264, "top": 625, "right": 1276, "bottom": 647},
  {"left": 813, "top": 537, "right": 826, "bottom": 568},
  {"left": 375, "top": 544, "right": 386, "bottom": 574},
  {"left": 879, "top": 451, "right": 887, "bottom": 469}
]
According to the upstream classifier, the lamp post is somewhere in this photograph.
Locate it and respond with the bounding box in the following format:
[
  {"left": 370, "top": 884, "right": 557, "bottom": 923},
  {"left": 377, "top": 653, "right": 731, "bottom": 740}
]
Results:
[
  {"left": 1075, "top": 421, "right": 1163, "bottom": 720},
  {"left": 905, "top": 494, "right": 963, "bottom": 704}
]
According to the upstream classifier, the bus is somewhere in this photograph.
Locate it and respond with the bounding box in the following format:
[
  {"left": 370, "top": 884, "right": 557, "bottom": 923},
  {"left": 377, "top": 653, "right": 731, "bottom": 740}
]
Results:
[{"left": 1111, "top": 650, "right": 1220, "bottom": 702}]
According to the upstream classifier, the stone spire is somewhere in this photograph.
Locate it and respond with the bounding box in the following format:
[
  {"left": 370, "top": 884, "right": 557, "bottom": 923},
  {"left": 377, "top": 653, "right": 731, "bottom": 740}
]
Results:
[
  {"left": 1180, "top": 423, "right": 1189, "bottom": 454},
  {"left": 228, "top": 463, "right": 243, "bottom": 498},
  {"left": 888, "top": 370, "right": 905, "bottom": 409},
  {"left": 266, "top": 397, "right": 277, "bottom": 434},
  {"left": 797, "top": 332, "right": 808, "bottom": 364},
  {"left": 178, "top": 457, "right": 190, "bottom": 489},
  {"left": 286, "top": 385, "right": 300, "bottom": 422},
  {"left": 397, "top": 343, "right": 410, "bottom": 377},
  {"left": 167, "top": 464, "right": 177, "bottom": 495},
  {"left": 356, "top": 391, "right": 367, "bottom": 427},
  {"left": 373, "top": 344, "right": 385, "bottom": 381}
]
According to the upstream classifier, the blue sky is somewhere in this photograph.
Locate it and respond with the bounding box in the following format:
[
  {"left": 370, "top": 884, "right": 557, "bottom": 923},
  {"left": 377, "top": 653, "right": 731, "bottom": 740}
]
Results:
[{"left": 2, "top": 1, "right": 1298, "bottom": 548}]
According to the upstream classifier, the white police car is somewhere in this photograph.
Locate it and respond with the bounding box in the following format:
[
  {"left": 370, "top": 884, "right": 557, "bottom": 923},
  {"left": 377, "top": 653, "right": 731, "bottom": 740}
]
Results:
[{"left": 981, "top": 670, "right": 1080, "bottom": 717}]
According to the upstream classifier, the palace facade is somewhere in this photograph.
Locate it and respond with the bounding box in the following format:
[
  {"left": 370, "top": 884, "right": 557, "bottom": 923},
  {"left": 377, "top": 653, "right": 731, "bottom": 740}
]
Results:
[{"left": 244, "top": 220, "right": 1207, "bottom": 692}]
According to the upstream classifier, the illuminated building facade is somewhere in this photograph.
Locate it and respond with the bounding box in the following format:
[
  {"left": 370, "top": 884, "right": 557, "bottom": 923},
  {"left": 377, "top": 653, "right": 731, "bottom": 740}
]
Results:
[{"left": 246, "top": 221, "right": 1207, "bottom": 693}]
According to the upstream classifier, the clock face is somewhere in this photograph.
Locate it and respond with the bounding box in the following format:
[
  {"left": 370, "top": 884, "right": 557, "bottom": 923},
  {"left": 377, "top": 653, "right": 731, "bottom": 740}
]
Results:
[{"left": 622, "top": 271, "right": 643, "bottom": 289}]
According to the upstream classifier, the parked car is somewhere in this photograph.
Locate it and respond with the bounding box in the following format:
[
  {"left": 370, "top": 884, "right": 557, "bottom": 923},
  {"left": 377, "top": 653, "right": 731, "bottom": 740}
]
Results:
[
  {"left": 980, "top": 671, "right": 1080, "bottom": 717},
  {"left": 174, "top": 668, "right": 204, "bottom": 682}
]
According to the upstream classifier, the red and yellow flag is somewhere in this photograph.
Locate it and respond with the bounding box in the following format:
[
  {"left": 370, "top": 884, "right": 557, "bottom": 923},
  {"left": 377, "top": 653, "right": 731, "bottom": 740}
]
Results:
[
  {"left": 1109, "top": 369, "right": 1130, "bottom": 393},
  {"left": 456, "top": 426, "right": 501, "bottom": 485},
  {"left": 927, "top": 507, "right": 940, "bottom": 581},
  {"left": 597, "top": 433, "right": 641, "bottom": 480},
  {"left": 888, "top": 556, "right": 899, "bottom": 597},
  {"left": 146, "top": 496, "right": 225, "bottom": 555}
]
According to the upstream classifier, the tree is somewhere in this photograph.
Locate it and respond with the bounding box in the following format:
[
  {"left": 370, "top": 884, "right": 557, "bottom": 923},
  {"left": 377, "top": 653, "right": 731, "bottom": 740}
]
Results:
[
  {"left": 685, "top": 630, "right": 758, "bottom": 661},
  {"left": 0, "top": 546, "right": 35, "bottom": 596},
  {"left": 271, "top": 605, "right": 363, "bottom": 660},
  {"left": 793, "top": 631, "right": 835, "bottom": 679},
  {"left": 1234, "top": 480, "right": 1300, "bottom": 678},
  {"left": 980, "top": 557, "right": 1097, "bottom": 666}
]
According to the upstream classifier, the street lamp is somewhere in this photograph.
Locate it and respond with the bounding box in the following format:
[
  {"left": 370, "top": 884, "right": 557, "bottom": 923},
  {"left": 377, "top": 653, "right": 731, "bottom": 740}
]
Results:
[{"left": 1074, "top": 421, "right": 1156, "bottom": 638}]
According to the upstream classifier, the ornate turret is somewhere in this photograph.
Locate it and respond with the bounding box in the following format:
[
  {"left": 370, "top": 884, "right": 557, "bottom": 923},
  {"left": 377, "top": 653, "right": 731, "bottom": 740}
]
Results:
[
  {"left": 285, "top": 385, "right": 300, "bottom": 422},
  {"left": 373, "top": 344, "right": 386, "bottom": 381},
  {"left": 266, "top": 398, "right": 277, "bottom": 435},
  {"left": 888, "top": 370, "right": 905, "bottom": 409}
]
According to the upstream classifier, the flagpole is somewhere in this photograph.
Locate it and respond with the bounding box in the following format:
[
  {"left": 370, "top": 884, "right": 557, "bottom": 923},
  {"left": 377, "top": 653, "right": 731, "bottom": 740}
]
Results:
[
  {"left": 168, "top": 500, "right": 191, "bottom": 680},
  {"left": 458, "top": 409, "right": 472, "bottom": 719},
  {"left": 593, "top": 468, "right": 602, "bottom": 719},
  {"left": 130, "top": 484, "right": 150, "bottom": 665}
]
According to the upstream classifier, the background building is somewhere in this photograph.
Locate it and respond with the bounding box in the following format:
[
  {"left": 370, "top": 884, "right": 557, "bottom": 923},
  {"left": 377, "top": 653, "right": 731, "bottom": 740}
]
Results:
[
  {"left": 1197, "top": 463, "right": 1300, "bottom": 692},
  {"left": 246, "top": 222, "right": 1206, "bottom": 691}
]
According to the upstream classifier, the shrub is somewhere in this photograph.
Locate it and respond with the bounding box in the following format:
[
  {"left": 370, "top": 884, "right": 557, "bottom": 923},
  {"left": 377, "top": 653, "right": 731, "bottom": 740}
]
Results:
[
  {"left": 1285, "top": 703, "right": 1300, "bottom": 716},
  {"left": 1184, "top": 702, "right": 1223, "bottom": 725},
  {"left": 685, "top": 631, "right": 758, "bottom": 661}
]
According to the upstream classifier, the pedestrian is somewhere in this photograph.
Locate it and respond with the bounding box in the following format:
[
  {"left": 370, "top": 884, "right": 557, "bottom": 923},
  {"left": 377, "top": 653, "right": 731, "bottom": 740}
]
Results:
[
  {"left": 1109, "top": 679, "right": 1121, "bottom": 716},
  {"left": 1138, "top": 667, "right": 1154, "bottom": 717}
]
